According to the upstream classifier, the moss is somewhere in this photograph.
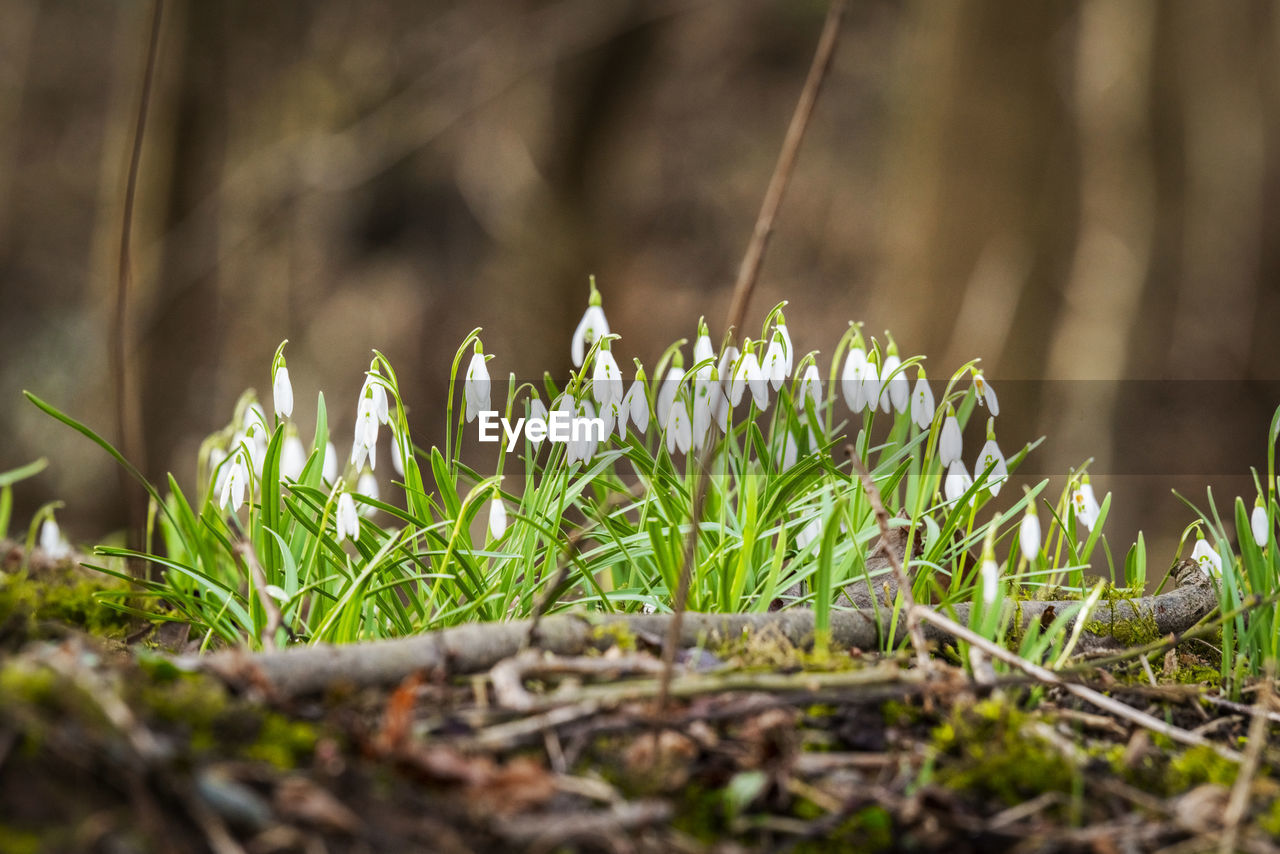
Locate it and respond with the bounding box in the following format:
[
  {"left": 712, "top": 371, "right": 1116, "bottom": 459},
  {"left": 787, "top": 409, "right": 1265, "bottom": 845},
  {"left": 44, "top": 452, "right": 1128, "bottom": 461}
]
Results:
[
  {"left": 1259, "top": 798, "right": 1280, "bottom": 838},
  {"left": 0, "top": 565, "right": 135, "bottom": 646},
  {"left": 0, "top": 825, "right": 43, "bottom": 854},
  {"left": 930, "top": 699, "right": 1075, "bottom": 807},
  {"left": 791, "top": 805, "right": 895, "bottom": 853},
  {"left": 1167, "top": 746, "right": 1239, "bottom": 792},
  {"left": 590, "top": 622, "right": 637, "bottom": 653},
  {"left": 1084, "top": 609, "right": 1161, "bottom": 647}
]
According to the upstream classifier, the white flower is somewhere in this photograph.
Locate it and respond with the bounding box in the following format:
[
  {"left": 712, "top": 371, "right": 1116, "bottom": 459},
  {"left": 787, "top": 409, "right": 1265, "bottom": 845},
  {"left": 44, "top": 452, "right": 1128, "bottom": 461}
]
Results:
[
  {"left": 1191, "top": 537, "right": 1221, "bottom": 577},
  {"left": 488, "top": 496, "right": 508, "bottom": 539},
  {"left": 464, "top": 349, "right": 490, "bottom": 423},
  {"left": 621, "top": 378, "right": 648, "bottom": 438},
  {"left": 360, "top": 373, "right": 390, "bottom": 426},
  {"left": 244, "top": 401, "right": 269, "bottom": 435},
  {"left": 911, "top": 371, "right": 935, "bottom": 429},
  {"left": 351, "top": 394, "right": 379, "bottom": 471},
  {"left": 776, "top": 323, "right": 793, "bottom": 375},
  {"left": 569, "top": 399, "right": 600, "bottom": 464},
  {"left": 571, "top": 283, "right": 609, "bottom": 367},
  {"left": 322, "top": 441, "right": 338, "bottom": 483},
  {"left": 665, "top": 400, "right": 691, "bottom": 454},
  {"left": 975, "top": 436, "right": 1008, "bottom": 497},
  {"left": 273, "top": 365, "right": 294, "bottom": 420},
  {"left": 799, "top": 364, "right": 822, "bottom": 412},
  {"left": 879, "top": 354, "right": 909, "bottom": 414},
  {"left": 777, "top": 432, "right": 798, "bottom": 471},
  {"left": 763, "top": 334, "right": 788, "bottom": 391},
  {"left": 219, "top": 451, "right": 250, "bottom": 512},
  {"left": 657, "top": 365, "right": 682, "bottom": 427},
  {"left": 335, "top": 491, "right": 360, "bottom": 543},
  {"left": 209, "top": 446, "right": 228, "bottom": 496},
  {"left": 974, "top": 371, "right": 999, "bottom": 417},
  {"left": 939, "top": 410, "right": 963, "bottom": 467},
  {"left": 795, "top": 516, "right": 821, "bottom": 550},
  {"left": 1072, "top": 481, "right": 1101, "bottom": 532},
  {"left": 390, "top": 435, "right": 405, "bottom": 477},
  {"left": 1251, "top": 501, "right": 1269, "bottom": 548},
  {"left": 980, "top": 558, "right": 1000, "bottom": 605},
  {"left": 357, "top": 469, "right": 379, "bottom": 516},
  {"left": 841, "top": 346, "right": 868, "bottom": 411},
  {"left": 280, "top": 434, "right": 306, "bottom": 481},
  {"left": 1020, "top": 510, "right": 1041, "bottom": 562},
  {"left": 693, "top": 325, "right": 715, "bottom": 365},
  {"left": 528, "top": 398, "right": 549, "bottom": 446},
  {"left": 39, "top": 518, "right": 71, "bottom": 561},
  {"left": 592, "top": 346, "right": 624, "bottom": 408},
  {"left": 732, "top": 347, "right": 769, "bottom": 410},
  {"left": 691, "top": 376, "right": 715, "bottom": 447},
  {"left": 861, "top": 356, "right": 882, "bottom": 413},
  {"left": 944, "top": 459, "right": 973, "bottom": 505}
]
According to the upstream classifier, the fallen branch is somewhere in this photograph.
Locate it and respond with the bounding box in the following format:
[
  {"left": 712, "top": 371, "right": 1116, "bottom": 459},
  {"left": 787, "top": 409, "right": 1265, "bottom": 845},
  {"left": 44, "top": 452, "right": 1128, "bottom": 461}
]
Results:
[{"left": 191, "top": 566, "right": 1217, "bottom": 698}]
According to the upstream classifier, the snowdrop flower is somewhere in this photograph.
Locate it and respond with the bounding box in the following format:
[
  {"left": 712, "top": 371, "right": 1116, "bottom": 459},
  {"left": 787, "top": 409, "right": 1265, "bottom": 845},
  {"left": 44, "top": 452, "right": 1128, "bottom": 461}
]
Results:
[
  {"left": 528, "top": 397, "right": 549, "bottom": 446},
  {"left": 357, "top": 469, "right": 379, "bottom": 516},
  {"left": 219, "top": 450, "right": 250, "bottom": 512},
  {"left": 280, "top": 433, "right": 306, "bottom": 481},
  {"left": 980, "top": 557, "right": 1000, "bottom": 605},
  {"left": 488, "top": 494, "right": 508, "bottom": 539},
  {"left": 1191, "top": 535, "right": 1221, "bottom": 577},
  {"left": 273, "top": 365, "right": 293, "bottom": 420},
  {"left": 799, "top": 363, "right": 822, "bottom": 413},
  {"left": 944, "top": 460, "right": 973, "bottom": 505},
  {"left": 592, "top": 340, "right": 624, "bottom": 408},
  {"left": 616, "top": 372, "right": 648, "bottom": 440},
  {"left": 795, "top": 516, "right": 821, "bottom": 550},
  {"left": 665, "top": 400, "right": 692, "bottom": 455},
  {"left": 777, "top": 431, "right": 798, "bottom": 471},
  {"left": 775, "top": 317, "right": 794, "bottom": 376},
  {"left": 209, "top": 446, "right": 228, "bottom": 496},
  {"left": 657, "top": 359, "right": 683, "bottom": 427},
  {"left": 731, "top": 342, "right": 768, "bottom": 410},
  {"left": 1251, "top": 498, "right": 1269, "bottom": 548},
  {"left": 693, "top": 318, "right": 715, "bottom": 366},
  {"left": 910, "top": 368, "right": 935, "bottom": 430},
  {"left": 974, "top": 420, "right": 1008, "bottom": 497},
  {"left": 464, "top": 344, "right": 491, "bottom": 423},
  {"left": 244, "top": 401, "right": 269, "bottom": 436},
  {"left": 861, "top": 352, "right": 882, "bottom": 413},
  {"left": 350, "top": 393, "right": 379, "bottom": 471},
  {"left": 878, "top": 348, "right": 908, "bottom": 414},
  {"left": 568, "top": 399, "right": 601, "bottom": 464},
  {"left": 973, "top": 370, "right": 999, "bottom": 417},
  {"left": 360, "top": 371, "right": 390, "bottom": 426},
  {"left": 1072, "top": 478, "right": 1101, "bottom": 532},
  {"left": 939, "top": 406, "right": 963, "bottom": 467},
  {"left": 390, "top": 434, "right": 405, "bottom": 477},
  {"left": 763, "top": 332, "right": 788, "bottom": 391},
  {"left": 1020, "top": 507, "right": 1041, "bottom": 562},
  {"left": 691, "top": 375, "right": 715, "bottom": 448},
  {"left": 841, "top": 344, "right": 868, "bottom": 411},
  {"left": 571, "top": 277, "right": 610, "bottom": 368},
  {"left": 335, "top": 491, "right": 360, "bottom": 543},
  {"left": 323, "top": 441, "right": 338, "bottom": 483},
  {"left": 39, "top": 517, "right": 71, "bottom": 561}
]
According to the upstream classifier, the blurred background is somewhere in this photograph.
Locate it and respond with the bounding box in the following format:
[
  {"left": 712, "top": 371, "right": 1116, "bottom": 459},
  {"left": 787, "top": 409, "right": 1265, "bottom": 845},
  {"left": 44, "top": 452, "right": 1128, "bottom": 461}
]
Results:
[{"left": 2, "top": 0, "right": 1279, "bottom": 567}]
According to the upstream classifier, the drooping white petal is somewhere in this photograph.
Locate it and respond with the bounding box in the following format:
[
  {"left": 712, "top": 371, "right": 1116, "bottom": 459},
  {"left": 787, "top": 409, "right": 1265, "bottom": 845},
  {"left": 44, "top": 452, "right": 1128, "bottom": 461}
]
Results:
[
  {"left": 657, "top": 366, "right": 682, "bottom": 426},
  {"left": 336, "top": 492, "right": 360, "bottom": 543},
  {"left": 777, "top": 432, "right": 798, "bottom": 471},
  {"left": 764, "top": 337, "right": 787, "bottom": 391},
  {"left": 529, "top": 398, "right": 549, "bottom": 446},
  {"left": 622, "top": 381, "right": 648, "bottom": 436},
  {"left": 799, "top": 364, "right": 822, "bottom": 413},
  {"left": 939, "top": 414, "right": 963, "bottom": 467},
  {"left": 1020, "top": 512, "right": 1041, "bottom": 562},
  {"left": 1191, "top": 539, "right": 1222, "bottom": 577},
  {"left": 464, "top": 352, "right": 490, "bottom": 423},
  {"left": 980, "top": 558, "right": 1000, "bottom": 605},
  {"left": 390, "top": 435, "right": 405, "bottom": 477},
  {"left": 1251, "top": 503, "right": 1269, "bottom": 548},
  {"left": 974, "top": 438, "right": 1008, "bottom": 497},
  {"left": 693, "top": 333, "right": 715, "bottom": 366},
  {"left": 571, "top": 305, "right": 609, "bottom": 368},
  {"left": 910, "top": 375, "right": 935, "bottom": 429},
  {"left": 974, "top": 372, "right": 999, "bottom": 417},
  {"left": 861, "top": 359, "right": 882, "bottom": 413},
  {"left": 39, "top": 519, "right": 71, "bottom": 561},
  {"left": 841, "top": 348, "right": 867, "bottom": 411},
  {"left": 273, "top": 366, "right": 294, "bottom": 419},
  {"left": 777, "top": 324, "right": 793, "bottom": 375},
  {"left": 323, "top": 442, "right": 338, "bottom": 482},
  {"left": 280, "top": 435, "right": 306, "bottom": 481},
  {"left": 740, "top": 352, "right": 768, "bottom": 410},
  {"left": 665, "top": 400, "right": 691, "bottom": 454},
  {"left": 944, "top": 459, "right": 973, "bottom": 505},
  {"left": 1072, "top": 483, "right": 1101, "bottom": 531},
  {"left": 795, "top": 516, "right": 821, "bottom": 550},
  {"left": 488, "top": 497, "right": 508, "bottom": 539},
  {"left": 879, "top": 355, "right": 908, "bottom": 414},
  {"left": 357, "top": 470, "right": 379, "bottom": 516},
  {"left": 592, "top": 349, "right": 624, "bottom": 407}
]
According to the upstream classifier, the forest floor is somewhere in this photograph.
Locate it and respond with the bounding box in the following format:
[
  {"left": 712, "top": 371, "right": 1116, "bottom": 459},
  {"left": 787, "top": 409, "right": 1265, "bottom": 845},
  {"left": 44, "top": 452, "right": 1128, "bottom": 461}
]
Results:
[{"left": 3, "top": 543, "right": 1279, "bottom": 854}]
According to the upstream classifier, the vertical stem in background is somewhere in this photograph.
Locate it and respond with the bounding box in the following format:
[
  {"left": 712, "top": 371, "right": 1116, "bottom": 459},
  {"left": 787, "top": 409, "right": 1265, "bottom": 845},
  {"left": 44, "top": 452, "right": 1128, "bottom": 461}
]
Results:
[
  {"left": 657, "top": 0, "right": 847, "bottom": 714},
  {"left": 113, "top": 0, "right": 163, "bottom": 561}
]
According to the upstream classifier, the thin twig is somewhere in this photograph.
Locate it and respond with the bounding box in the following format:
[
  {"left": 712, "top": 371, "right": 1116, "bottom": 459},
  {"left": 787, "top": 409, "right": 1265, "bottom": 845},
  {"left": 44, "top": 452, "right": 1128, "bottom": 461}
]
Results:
[
  {"left": 911, "top": 606, "right": 1242, "bottom": 762},
  {"left": 113, "top": 0, "right": 163, "bottom": 559},
  {"left": 237, "top": 542, "right": 282, "bottom": 651},
  {"left": 1219, "top": 667, "right": 1274, "bottom": 854},
  {"left": 658, "top": 0, "right": 847, "bottom": 715}
]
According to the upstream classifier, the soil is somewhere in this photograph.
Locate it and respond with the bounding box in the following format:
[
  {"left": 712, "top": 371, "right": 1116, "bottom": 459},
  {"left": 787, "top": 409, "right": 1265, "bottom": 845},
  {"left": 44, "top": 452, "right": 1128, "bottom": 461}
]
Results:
[{"left": 2, "top": 545, "right": 1279, "bottom": 854}]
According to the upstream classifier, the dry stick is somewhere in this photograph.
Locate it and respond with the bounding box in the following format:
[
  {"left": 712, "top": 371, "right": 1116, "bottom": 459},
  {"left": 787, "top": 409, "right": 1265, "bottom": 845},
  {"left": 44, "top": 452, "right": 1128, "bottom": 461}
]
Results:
[
  {"left": 657, "top": 0, "right": 848, "bottom": 714},
  {"left": 911, "top": 606, "right": 1242, "bottom": 762},
  {"left": 848, "top": 451, "right": 931, "bottom": 672},
  {"left": 1218, "top": 668, "right": 1274, "bottom": 854},
  {"left": 113, "top": 0, "right": 163, "bottom": 561}
]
